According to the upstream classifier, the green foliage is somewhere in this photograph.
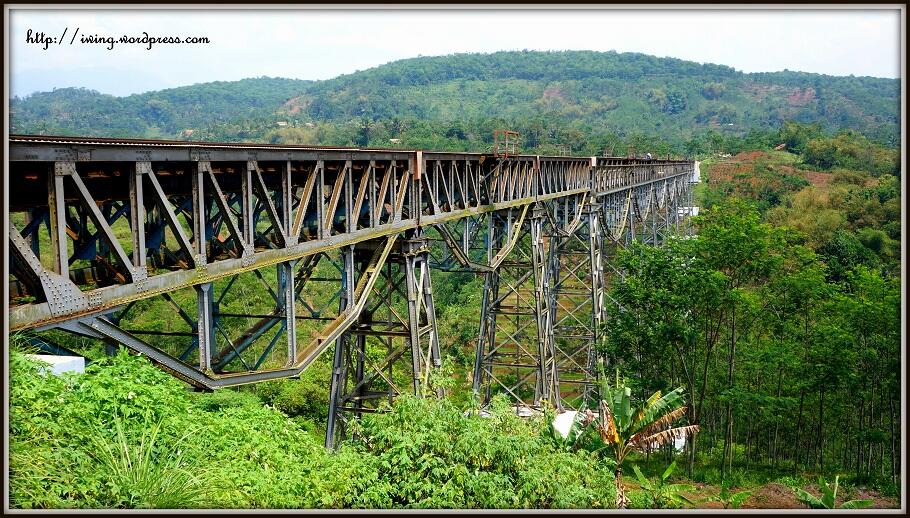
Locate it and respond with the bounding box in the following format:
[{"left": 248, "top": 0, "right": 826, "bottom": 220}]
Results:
[
  {"left": 702, "top": 480, "right": 753, "bottom": 509},
  {"left": 818, "top": 230, "right": 880, "bottom": 282},
  {"left": 11, "top": 78, "right": 310, "bottom": 137},
  {"left": 777, "top": 121, "right": 824, "bottom": 154},
  {"left": 190, "top": 388, "right": 263, "bottom": 413},
  {"left": 803, "top": 131, "right": 899, "bottom": 176},
  {"left": 254, "top": 361, "right": 331, "bottom": 423},
  {"left": 777, "top": 474, "right": 812, "bottom": 492},
  {"left": 605, "top": 186, "right": 900, "bottom": 502},
  {"left": 563, "top": 370, "right": 698, "bottom": 508},
  {"left": 700, "top": 82, "right": 726, "bottom": 100},
  {"left": 632, "top": 461, "right": 696, "bottom": 509},
  {"left": 9, "top": 349, "right": 618, "bottom": 509},
  {"left": 340, "top": 395, "right": 616, "bottom": 508},
  {"left": 794, "top": 476, "right": 873, "bottom": 509},
  {"left": 9, "top": 350, "right": 201, "bottom": 508}
]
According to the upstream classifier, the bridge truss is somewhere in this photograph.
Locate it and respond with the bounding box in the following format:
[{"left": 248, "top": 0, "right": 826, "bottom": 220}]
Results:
[{"left": 7, "top": 135, "right": 695, "bottom": 447}]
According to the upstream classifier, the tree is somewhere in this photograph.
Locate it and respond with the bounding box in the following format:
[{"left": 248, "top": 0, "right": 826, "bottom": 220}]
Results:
[
  {"left": 356, "top": 117, "right": 373, "bottom": 147},
  {"left": 700, "top": 82, "right": 726, "bottom": 100},
  {"left": 777, "top": 121, "right": 823, "bottom": 154},
  {"left": 602, "top": 238, "right": 728, "bottom": 478},
  {"left": 584, "top": 369, "right": 699, "bottom": 508},
  {"left": 695, "top": 199, "right": 787, "bottom": 477}
]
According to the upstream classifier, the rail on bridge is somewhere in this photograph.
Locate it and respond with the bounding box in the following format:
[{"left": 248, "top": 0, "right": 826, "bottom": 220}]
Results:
[{"left": 6, "top": 135, "right": 697, "bottom": 447}]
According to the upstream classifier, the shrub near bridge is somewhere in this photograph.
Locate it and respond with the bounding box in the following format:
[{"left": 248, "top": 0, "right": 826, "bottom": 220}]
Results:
[
  {"left": 9, "top": 350, "right": 616, "bottom": 509},
  {"left": 9, "top": 349, "right": 200, "bottom": 508},
  {"left": 337, "top": 395, "right": 616, "bottom": 508},
  {"left": 9, "top": 350, "right": 331, "bottom": 508}
]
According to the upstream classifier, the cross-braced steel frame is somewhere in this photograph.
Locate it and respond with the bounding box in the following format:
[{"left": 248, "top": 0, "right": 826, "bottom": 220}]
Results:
[{"left": 8, "top": 136, "right": 695, "bottom": 445}]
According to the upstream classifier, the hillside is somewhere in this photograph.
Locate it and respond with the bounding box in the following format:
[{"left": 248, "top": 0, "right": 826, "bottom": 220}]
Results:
[
  {"left": 10, "top": 50, "right": 900, "bottom": 148},
  {"left": 10, "top": 77, "right": 311, "bottom": 139}
]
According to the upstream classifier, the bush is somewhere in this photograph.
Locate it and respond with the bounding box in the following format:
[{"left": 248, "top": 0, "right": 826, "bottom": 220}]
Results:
[
  {"left": 803, "top": 132, "right": 899, "bottom": 176},
  {"left": 254, "top": 361, "right": 331, "bottom": 423},
  {"left": 90, "top": 417, "right": 208, "bottom": 508},
  {"left": 9, "top": 350, "right": 616, "bottom": 509},
  {"left": 8, "top": 349, "right": 326, "bottom": 509},
  {"left": 10, "top": 349, "right": 202, "bottom": 507},
  {"left": 191, "top": 388, "right": 264, "bottom": 412},
  {"left": 340, "top": 395, "right": 616, "bottom": 508}
]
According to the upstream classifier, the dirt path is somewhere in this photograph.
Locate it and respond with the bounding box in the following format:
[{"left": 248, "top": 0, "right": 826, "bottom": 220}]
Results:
[{"left": 683, "top": 482, "right": 899, "bottom": 509}]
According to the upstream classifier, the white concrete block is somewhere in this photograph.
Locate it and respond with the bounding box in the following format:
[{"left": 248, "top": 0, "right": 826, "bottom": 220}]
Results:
[
  {"left": 678, "top": 206, "right": 700, "bottom": 217},
  {"left": 552, "top": 410, "right": 580, "bottom": 439}
]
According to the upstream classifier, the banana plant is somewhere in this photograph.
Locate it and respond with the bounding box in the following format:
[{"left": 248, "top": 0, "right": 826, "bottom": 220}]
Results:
[
  {"left": 632, "top": 461, "right": 696, "bottom": 509},
  {"left": 795, "top": 476, "right": 873, "bottom": 509},
  {"left": 590, "top": 368, "right": 700, "bottom": 508},
  {"left": 703, "top": 480, "right": 753, "bottom": 509}
]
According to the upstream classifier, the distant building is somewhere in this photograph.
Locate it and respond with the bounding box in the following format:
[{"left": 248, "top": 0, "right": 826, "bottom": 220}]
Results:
[
  {"left": 389, "top": 138, "right": 402, "bottom": 144},
  {"left": 304, "top": 122, "right": 315, "bottom": 128},
  {"left": 182, "top": 129, "right": 195, "bottom": 138},
  {"left": 276, "top": 121, "right": 288, "bottom": 127}
]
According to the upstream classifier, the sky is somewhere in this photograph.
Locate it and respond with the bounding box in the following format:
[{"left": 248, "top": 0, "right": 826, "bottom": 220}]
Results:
[{"left": 8, "top": 7, "right": 903, "bottom": 98}]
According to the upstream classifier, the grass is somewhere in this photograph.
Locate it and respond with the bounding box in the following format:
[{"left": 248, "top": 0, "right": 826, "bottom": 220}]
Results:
[{"left": 91, "top": 417, "right": 209, "bottom": 509}]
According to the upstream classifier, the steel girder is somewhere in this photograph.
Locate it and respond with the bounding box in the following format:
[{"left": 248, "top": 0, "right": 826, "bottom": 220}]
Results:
[{"left": 8, "top": 136, "right": 697, "bottom": 446}]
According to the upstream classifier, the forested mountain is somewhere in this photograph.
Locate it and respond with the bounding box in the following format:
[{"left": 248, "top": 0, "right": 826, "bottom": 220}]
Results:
[
  {"left": 10, "top": 50, "right": 900, "bottom": 149},
  {"left": 10, "top": 77, "right": 311, "bottom": 139}
]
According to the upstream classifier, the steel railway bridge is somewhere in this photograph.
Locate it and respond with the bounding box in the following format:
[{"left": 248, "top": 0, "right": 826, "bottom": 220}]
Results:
[{"left": 7, "top": 135, "right": 697, "bottom": 447}]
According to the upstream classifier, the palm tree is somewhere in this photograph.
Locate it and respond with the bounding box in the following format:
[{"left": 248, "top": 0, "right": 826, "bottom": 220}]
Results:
[{"left": 590, "top": 369, "right": 700, "bottom": 508}]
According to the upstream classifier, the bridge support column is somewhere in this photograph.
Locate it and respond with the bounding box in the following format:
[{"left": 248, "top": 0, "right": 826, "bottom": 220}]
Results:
[
  {"left": 325, "top": 232, "right": 441, "bottom": 448},
  {"left": 472, "top": 268, "right": 499, "bottom": 405},
  {"left": 403, "top": 236, "right": 442, "bottom": 396},
  {"left": 326, "top": 245, "right": 355, "bottom": 448},
  {"left": 584, "top": 201, "right": 606, "bottom": 402},
  {"left": 279, "top": 260, "right": 298, "bottom": 364},
  {"left": 472, "top": 205, "right": 564, "bottom": 412},
  {"left": 541, "top": 197, "right": 610, "bottom": 410},
  {"left": 195, "top": 282, "right": 215, "bottom": 373},
  {"left": 530, "top": 208, "right": 559, "bottom": 408}
]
